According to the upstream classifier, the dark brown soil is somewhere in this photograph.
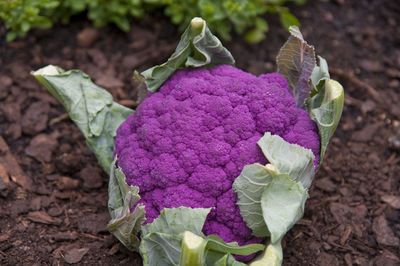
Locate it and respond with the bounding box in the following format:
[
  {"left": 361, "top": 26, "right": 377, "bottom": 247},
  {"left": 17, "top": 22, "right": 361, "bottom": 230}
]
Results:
[{"left": 1, "top": 0, "right": 399, "bottom": 265}]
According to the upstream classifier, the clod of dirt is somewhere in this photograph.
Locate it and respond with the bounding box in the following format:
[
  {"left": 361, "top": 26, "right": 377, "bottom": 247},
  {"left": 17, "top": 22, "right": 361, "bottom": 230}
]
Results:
[
  {"left": 372, "top": 215, "right": 400, "bottom": 247},
  {"left": 0, "top": 75, "right": 12, "bottom": 87},
  {"left": 316, "top": 252, "right": 339, "bottom": 266},
  {"left": 351, "top": 122, "right": 383, "bottom": 142},
  {"left": 374, "top": 251, "right": 400, "bottom": 266},
  {"left": 87, "top": 49, "right": 108, "bottom": 68},
  {"left": 77, "top": 28, "right": 99, "bottom": 48},
  {"left": 77, "top": 212, "right": 109, "bottom": 234},
  {"left": 55, "top": 153, "right": 83, "bottom": 174},
  {"left": 386, "top": 68, "right": 400, "bottom": 78},
  {"left": 79, "top": 164, "right": 103, "bottom": 189},
  {"left": 330, "top": 202, "right": 367, "bottom": 224},
  {"left": 48, "top": 207, "right": 63, "bottom": 217},
  {"left": 64, "top": 247, "right": 89, "bottom": 264},
  {"left": 57, "top": 176, "right": 80, "bottom": 190},
  {"left": 21, "top": 101, "right": 50, "bottom": 135},
  {"left": 391, "top": 105, "right": 400, "bottom": 119},
  {"left": 0, "top": 232, "right": 11, "bottom": 242},
  {"left": 122, "top": 55, "right": 142, "bottom": 69},
  {"left": 29, "top": 197, "right": 42, "bottom": 211},
  {"left": 0, "top": 164, "right": 11, "bottom": 197},
  {"left": 388, "top": 132, "right": 400, "bottom": 151},
  {"left": 10, "top": 200, "right": 30, "bottom": 216},
  {"left": 0, "top": 103, "right": 21, "bottom": 122},
  {"left": 315, "top": 177, "right": 337, "bottom": 192},
  {"left": 25, "top": 134, "right": 58, "bottom": 162},
  {"left": 360, "top": 100, "right": 376, "bottom": 114},
  {"left": 381, "top": 195, "right": 400, "bottom": 209},
  {"left": 5, "top": 123, "right": 22, "bottom": 140},
  {"left": 96, "top": 75, "right": 124, "bottom": 89},
  {"left": 0, "top": 178, "right": 9, "bottom": 197},
  {"left": 360, "top": 59, "right": 384, "bottom": 73},
  {"left": 27, "top": 211, "right": 62, "bottom": 225}
]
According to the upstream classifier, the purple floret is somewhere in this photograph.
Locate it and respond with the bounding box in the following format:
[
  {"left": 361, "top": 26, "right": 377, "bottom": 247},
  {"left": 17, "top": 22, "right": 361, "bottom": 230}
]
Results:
[{"left": 115, "top": 65, "right": 320, "bottom": 249}]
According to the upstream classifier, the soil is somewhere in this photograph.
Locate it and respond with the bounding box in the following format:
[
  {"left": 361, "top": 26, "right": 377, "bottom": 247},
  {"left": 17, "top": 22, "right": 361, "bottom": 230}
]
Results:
[{"left": 0, "top": 0, "right": 399, "bottom": 265}]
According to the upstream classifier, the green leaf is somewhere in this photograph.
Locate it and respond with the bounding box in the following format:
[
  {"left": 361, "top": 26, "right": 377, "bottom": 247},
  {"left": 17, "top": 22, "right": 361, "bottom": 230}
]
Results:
[
  {"left": 141, "top": 207, "right": 211, "bottom": 237},
  {"left": 32, "top": 65, "right": 133, "bottom": 173},
  {"left": 261, "top": 174, "right": 307, "bottom": 243},
  {"left": 257, "top": 132, "right": 315, "bottom": 188},
  {"left": 140, "top": 232, "right": 183, "bottom": 266},
  {"left": 244, "top": 28, "right": 266, "bottom": 44},
  {"left": 233, "top": 133, "right": 314, "bottom": 240},
  {"left": 310, "top": 56, "right": 330, "bottom": 88},
  {"left": 279, "top": 11, "right": 300, "bottom": 30},
  {"left": 205, "top": 235, "right": 264, "bottom": 256},
  {"left": 213, "top": 253, "right": 247, "bottom": 266},
  {"left": 107, "top": 158, "right": 146, "bottom": 251},
  {"left": 306, "top": 78, "right": 344, "bottom": 167},
  {"left": 140, "top": 207, "right": 263, "bottom": 266},
  {"left": 233, "top": 163, "right": 275, "bottom": 237},
  {"left": 141, "top": 17, "right": 235, "bottom": 92},
  {"left": 276, "top": 26, "right": 316, "bottom": 108},
  {"left": 249, "top": 241, "right": 282, "bottom": 266},
  {"left": 244, "top": 18, "right": 269, "bottom": 44},
  {"left": 140, "top": 207, "right": 211, "bottom": 266}
]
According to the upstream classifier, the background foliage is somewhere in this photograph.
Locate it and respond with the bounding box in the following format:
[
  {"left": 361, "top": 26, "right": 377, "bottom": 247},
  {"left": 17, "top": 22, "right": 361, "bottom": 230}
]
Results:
[{"left": 0, "top": 0, "right": 305, "bottom": 42}]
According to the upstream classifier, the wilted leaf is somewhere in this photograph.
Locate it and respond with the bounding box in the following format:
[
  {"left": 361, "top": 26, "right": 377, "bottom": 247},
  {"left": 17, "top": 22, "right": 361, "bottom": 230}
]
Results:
[
  {"left": 277, "top": 26, "right": 316, "bottom": 108},
  {"left": 261, "top": 174, "right": 307, "bottom": 243},
  {"left": 107, "top": 158, "right": 146, "bottom": 251},
  {"left": 141, "top": 207, "right": 211, "bottom": 237},
  {"left": 32, "top": 65, "right": 133, "bottom": 173},
  {"left": 306, "top": 78, "right": 344, "bottom": 167},
  {"left": 257, "top": 132, "right": 315, "bottom": 188},
  {"left": 279, "top": 11, "right": 300, "bottom": 30},
  {"left": 233, "top": 164, "right": 275, "bottom": 237},
  {"left": 141, "top": 17, "right": 235, "bottom": 92}
]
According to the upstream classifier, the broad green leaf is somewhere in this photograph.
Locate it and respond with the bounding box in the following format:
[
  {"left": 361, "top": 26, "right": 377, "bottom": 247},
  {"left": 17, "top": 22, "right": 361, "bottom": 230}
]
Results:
[
  {"left": 306, "top": 78, "right": 344, "bottom": 167},
  {"left": 139, "top": 206, "right": 262, "bottom": 266},
  {"left": 257, "top": 132, "right": 315, "bottom": 188},
  {"left": 276, "top": 26, "right": 316, "bottom": 108},
  {"left": 205, "top": 235, "right": 264, "bottom": 256},
  {"left": 213, "top": 254, "right": 245, "bottom": 266},
  {"left": 232, "top": 164, "right": 275, "bottom": 237},
  {"left": 279, "top": 11, "right": 300, "bottom": 30},
  {"left": 107, "top": 158, "right": 146, "bottom": 251},
  {"left": 249, "top": 241, "right": 283, "bottom": 266},
  {"left": 141, "top": 207, "right": 211, "bottom": 237},
  {"left": 261, "top": 174, "right": 307, "bottom": 243},
  {"left": 203, "top": 235, "right": 263, "bottom": 266},
  {"left": 310, "top": 56, "right": 330, "bottom": 89},
  {"left": 32, "top": 65, "right": 133, "bottom": 173},
  {"left": 141, "top": 17, "right": 235, "bottom": 92},
  {"left": 244, "top": 28, "right": 266, "bottom": 44},
  {"left": 140, "top": 232, "right": 182, "bottom": 266},
  {"left": 244, "top": 18, "right": 269, "bottom": 44}
]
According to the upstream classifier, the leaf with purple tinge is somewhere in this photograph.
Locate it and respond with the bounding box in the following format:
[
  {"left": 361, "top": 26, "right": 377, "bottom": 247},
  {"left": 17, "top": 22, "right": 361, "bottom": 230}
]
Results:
[{"left": 276, "top": 26, "right": 316, "bottom": 109}]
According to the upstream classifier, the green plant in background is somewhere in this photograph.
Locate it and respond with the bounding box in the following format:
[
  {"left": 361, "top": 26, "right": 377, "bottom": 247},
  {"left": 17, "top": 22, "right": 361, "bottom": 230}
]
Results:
[
  {"left": 0, "top": 0, "right": 56, "bottom": 42},
  {"left": 0, "top": 0, "right": 306, "bottom": 42},
  {"left": 164, "top": 0, "right": 305, "bottom": 43}
]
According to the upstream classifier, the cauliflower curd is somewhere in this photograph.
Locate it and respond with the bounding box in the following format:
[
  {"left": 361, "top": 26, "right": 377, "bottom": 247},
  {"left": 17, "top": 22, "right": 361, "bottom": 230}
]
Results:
[{"left": 115, "top": 65, "right": 320, "bottom": 246}]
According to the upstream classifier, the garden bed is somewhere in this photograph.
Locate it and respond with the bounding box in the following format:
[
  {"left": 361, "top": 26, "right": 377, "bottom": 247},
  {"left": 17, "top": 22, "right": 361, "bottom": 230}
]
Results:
[{"left": 0, "top": 0, "right": 399, "bottom": 265}]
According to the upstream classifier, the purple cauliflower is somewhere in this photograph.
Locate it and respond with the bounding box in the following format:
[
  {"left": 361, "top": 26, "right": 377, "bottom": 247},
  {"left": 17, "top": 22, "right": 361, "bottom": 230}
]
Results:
[{"left": 114, "top": 65, "right": 320, "bottom": 247}]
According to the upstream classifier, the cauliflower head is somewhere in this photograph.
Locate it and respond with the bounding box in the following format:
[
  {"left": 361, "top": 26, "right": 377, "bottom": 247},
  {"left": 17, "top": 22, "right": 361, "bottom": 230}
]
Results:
[{"left": 114, "top": 65, "right": 320, "bottom": 246}]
